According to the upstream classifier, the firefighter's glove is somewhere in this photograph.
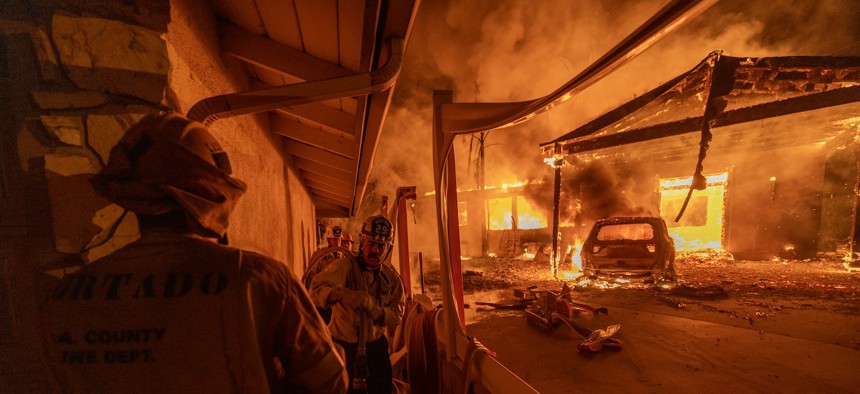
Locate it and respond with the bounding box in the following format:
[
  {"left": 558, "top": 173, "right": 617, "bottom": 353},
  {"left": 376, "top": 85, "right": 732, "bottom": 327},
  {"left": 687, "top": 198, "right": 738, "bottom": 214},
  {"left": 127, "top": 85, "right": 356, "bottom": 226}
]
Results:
[{"left": 333, "top": 287, "right": 375, "bottom": 314}]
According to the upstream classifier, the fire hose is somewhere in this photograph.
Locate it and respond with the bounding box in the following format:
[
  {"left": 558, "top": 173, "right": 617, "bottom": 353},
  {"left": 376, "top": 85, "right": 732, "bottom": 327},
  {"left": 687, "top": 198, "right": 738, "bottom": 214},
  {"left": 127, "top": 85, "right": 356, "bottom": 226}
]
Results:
[
  {"left": 407, "top": 306, "right": 441, "bottom": 394},
  {"left": 348, "top": 258, "right": 371, "bottom": 392},
  {"left": 303, "top": 246, "right": 354, "bottom": 288}
]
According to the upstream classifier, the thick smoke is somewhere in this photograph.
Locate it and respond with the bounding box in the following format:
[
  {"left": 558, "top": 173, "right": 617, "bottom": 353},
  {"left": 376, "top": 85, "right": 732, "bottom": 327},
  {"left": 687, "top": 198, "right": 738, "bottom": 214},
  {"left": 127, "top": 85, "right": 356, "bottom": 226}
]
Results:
[{"left": 367, "top": 0, "right": 860, "bottom": 254}]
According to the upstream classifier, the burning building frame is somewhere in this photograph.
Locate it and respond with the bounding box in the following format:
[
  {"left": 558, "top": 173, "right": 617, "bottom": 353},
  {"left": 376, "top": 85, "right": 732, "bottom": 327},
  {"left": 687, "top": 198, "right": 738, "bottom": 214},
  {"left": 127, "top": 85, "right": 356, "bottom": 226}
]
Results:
[{"left": 539, "top": 51, "right": 860, "bottom": 262}]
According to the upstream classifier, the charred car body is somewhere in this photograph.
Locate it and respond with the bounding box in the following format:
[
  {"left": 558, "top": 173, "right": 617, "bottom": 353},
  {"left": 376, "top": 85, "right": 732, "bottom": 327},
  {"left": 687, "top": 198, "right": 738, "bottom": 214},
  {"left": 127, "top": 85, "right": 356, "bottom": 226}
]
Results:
[{"left": 581, "top": 217, "right": 677, "bottom": 282}]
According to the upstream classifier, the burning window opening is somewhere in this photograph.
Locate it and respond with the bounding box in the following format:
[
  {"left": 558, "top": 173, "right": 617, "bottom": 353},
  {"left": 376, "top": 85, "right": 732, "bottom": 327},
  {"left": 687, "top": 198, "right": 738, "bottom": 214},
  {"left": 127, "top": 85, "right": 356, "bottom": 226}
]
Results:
[
  {"left": 487, "top": 196, "right": 548, "bottom": 231},
  {"left": 659, "top": 172, "right": 728, "bottom": 252}
]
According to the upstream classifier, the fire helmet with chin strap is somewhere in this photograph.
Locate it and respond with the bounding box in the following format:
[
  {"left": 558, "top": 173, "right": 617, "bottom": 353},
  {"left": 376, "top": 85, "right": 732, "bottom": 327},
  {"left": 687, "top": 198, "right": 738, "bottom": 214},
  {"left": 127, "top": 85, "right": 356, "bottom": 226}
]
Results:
[{"left": 359, "top": 215, "right": 394, "bottom": 245}]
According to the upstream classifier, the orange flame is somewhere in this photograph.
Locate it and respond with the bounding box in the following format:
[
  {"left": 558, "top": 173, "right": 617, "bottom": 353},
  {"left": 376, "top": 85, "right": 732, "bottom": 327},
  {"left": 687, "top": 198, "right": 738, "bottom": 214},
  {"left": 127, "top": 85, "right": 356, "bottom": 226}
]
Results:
[
  {"left": 488, "top": 195, "right": 548, "bottom": 230},
  {"left": 660, "top": 172, "right": 727, "bottom": 251}
]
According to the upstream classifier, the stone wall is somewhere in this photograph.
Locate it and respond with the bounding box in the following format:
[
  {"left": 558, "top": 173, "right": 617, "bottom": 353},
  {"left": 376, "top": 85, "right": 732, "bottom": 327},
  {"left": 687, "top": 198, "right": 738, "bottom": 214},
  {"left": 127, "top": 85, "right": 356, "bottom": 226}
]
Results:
[{"left": 0, "top": 1, "right": 314, "bottom": 390}]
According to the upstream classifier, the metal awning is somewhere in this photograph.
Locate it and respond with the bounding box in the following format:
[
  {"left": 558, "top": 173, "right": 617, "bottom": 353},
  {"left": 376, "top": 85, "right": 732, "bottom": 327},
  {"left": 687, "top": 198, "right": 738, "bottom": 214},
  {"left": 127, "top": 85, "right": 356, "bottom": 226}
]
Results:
[{"left": 541, "top": 52, "right": 860, "bottom": 160}]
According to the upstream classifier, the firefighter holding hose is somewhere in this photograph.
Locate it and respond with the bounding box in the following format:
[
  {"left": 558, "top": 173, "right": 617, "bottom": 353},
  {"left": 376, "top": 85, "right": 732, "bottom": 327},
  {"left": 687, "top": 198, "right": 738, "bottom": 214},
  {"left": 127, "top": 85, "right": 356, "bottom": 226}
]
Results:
[{"left": 310, "top": 215, "right": 405, "bottom": 393}]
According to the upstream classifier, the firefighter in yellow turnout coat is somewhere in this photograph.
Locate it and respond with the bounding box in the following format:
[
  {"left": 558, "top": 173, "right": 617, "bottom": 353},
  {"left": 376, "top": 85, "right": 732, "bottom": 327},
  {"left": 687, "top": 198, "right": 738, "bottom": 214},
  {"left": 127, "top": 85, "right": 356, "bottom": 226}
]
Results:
[
  {"left": 311, "top": 215, "right": 405, "bottom": 393},
  {"left": 38, "top": 113, "right": 348, "bottom": 393}
]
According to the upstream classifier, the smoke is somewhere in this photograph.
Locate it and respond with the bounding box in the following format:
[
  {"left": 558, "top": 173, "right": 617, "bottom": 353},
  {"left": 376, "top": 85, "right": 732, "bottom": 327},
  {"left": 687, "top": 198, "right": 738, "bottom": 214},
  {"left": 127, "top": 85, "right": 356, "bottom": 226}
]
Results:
[{"left": 368, "top": 0, "right": 860, "bottom": 253}]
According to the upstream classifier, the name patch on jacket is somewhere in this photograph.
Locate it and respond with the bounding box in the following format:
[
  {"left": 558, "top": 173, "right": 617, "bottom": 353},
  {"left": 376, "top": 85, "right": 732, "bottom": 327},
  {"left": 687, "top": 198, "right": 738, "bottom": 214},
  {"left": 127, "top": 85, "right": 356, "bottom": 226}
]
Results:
[{"left": 51, "top": 271, "right": 229, "bottom": 300}]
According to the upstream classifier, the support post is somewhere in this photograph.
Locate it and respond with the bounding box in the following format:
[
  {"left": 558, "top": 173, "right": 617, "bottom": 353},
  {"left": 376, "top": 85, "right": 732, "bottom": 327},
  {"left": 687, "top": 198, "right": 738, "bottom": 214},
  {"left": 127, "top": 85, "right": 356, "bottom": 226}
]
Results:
[
  {"left": 431, "top": 90, "right": 464, "bottom": 364},
  {"left": 446, "top": 151, "right": 466, "bottom": 328},
  {"left": 551, "top": 162, "right": 562, "bottom": 279},
  {"left": 395, "top": 187, "right": 417, "bottom": 298},
  {"left": 548, "top": 144, "right": 564, "bottom": 279},
  {"left": 850, "top": 147, "right": 860, "bottom": 267}
]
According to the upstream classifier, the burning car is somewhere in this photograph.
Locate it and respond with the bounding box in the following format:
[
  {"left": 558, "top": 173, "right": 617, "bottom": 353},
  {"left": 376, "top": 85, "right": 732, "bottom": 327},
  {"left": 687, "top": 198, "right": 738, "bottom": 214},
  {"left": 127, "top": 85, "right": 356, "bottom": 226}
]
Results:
[{"left": 581, "top": 217, "right": 677, "bottom": 282}]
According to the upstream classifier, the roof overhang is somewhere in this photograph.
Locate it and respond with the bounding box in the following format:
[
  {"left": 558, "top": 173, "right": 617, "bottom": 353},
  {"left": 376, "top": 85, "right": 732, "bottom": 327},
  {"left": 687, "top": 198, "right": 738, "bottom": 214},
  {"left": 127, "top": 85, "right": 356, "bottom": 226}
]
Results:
[{"left": 196, "top": 0, "right": 421, "bottom": 218}]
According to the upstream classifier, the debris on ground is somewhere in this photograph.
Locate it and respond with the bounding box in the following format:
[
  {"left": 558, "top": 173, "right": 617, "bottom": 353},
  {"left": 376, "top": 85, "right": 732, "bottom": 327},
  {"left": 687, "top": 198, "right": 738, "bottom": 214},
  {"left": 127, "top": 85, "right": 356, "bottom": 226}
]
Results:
[{"left": 521, "top": 283, "right": 622, "bottom": 352}]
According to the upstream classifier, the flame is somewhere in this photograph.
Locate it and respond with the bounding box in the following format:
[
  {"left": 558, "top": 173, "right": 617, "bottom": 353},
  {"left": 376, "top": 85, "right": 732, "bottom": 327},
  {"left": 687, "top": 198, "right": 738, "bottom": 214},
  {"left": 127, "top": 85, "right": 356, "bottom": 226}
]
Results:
[
  {"left": 570, "top": 241, "right": 583, "bottom": 271},
  {"left": 516, "top": 196, "right": 547, "bottom": 229},
  {"left": 487, "top": 195, "right": 548, "bottom": 230},
  {"left": 488, "top": 197, "right": 513, "bottom": 230},
  {"left": 521, "top": 248, "right": 536, "bottom": 259},
  {"left": 842, "top": 252, "right": 859, "bottom": 272},
  {"left": 660, "top": 172, "right": 727, "bottom": 251}
]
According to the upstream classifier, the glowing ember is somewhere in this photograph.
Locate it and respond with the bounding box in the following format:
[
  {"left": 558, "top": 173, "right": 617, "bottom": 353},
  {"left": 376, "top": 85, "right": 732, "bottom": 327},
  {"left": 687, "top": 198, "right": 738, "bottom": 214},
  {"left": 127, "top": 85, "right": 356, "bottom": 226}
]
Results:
[
  {"left": 561, "top": 271, "right": 579, "bottom": 280},
  {"left": 521, "top": 249, "right": 536, "bottom": 260}
]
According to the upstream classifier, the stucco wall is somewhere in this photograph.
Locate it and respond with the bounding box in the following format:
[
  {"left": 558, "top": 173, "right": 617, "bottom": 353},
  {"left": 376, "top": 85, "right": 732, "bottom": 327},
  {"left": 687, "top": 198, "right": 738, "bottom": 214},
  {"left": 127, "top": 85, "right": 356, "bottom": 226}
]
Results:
[{"left": 166, "top": 0, "right": 314, "bottom": 268}]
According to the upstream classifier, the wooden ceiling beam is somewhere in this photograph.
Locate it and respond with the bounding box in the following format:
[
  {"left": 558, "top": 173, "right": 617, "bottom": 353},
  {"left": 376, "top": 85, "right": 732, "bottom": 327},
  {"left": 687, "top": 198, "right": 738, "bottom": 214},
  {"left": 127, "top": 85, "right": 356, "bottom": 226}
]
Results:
[
  {"left": 300, "top": 167, "right": 354, "bottom": 188},
  {"left": 295, "top": 159, "right": 354, "bottom": 185},
  {"left": 285, "top": 140, "right": 354, "bottom": 170},
  {"left": 272, "top": 114, "right": 356, "bottom": 158},
  {"left": 306, "top": 178, "right": 353, "bottom": 196},
  {"left": 273, "top": 107, "right": 355, "bottom": 135},
  {"left": 315, "top": 200, "right": 348, "bottom": 211},
  {"left": 310, "top": 187, "right": 353, "bottom": 205},
  {"left": 219, "top": 20, "right": 354, "bottom": 81},
  {"left": 316, "top": 207, "right": 350, "bottom": 218},
  {"left": 314, "top": 194, "right": 352, "bottom": 208},
  {"left": 249, "top": 79, "right": 356, "bottom": 133}
]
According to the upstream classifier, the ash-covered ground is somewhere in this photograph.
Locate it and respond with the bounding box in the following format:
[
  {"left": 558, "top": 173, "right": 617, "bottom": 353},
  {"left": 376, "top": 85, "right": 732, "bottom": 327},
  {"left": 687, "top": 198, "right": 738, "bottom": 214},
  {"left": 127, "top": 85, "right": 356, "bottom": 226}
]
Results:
[
  {"left": 417, "top": 253, "right": 860, "bottom": 393},
  {"left": 421, "top": 252, "right": 860, "bottom": 320}
]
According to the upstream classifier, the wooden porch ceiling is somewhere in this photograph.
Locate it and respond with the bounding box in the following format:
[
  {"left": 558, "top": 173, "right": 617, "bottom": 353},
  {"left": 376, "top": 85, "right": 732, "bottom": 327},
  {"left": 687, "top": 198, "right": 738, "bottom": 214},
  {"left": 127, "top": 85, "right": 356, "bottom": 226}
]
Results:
[{"left": 210, "top": 0, "right": 420, "bottom": 217}]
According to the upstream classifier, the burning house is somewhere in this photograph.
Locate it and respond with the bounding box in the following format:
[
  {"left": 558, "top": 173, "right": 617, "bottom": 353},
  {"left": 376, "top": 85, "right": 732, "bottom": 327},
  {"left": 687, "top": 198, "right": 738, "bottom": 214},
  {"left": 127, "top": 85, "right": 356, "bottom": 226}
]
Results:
[
  {"left": 539, "top": 52, "right": 860, "bottom": 261},
  {"left": 411, "top": 52, "right": 860, "bottom": 267}
]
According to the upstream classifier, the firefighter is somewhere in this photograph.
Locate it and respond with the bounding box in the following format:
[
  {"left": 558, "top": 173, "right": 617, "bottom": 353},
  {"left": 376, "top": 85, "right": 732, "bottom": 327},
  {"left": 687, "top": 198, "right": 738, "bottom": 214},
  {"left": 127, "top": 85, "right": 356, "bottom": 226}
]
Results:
[
  {"left": 341, "top": 231, "right": 355, "bottom": 252},
  {"left": 327, "top": 225, "right": 343, "bottom": 247},
  {"left": 38, "top": 112, "right": 347, "bottom": 393},
  {"left": 310, "top": 215, "right": 405, "bottom": 394},
  {"left": 304, "top": 225, "right": 350, "bottom": 323}
]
